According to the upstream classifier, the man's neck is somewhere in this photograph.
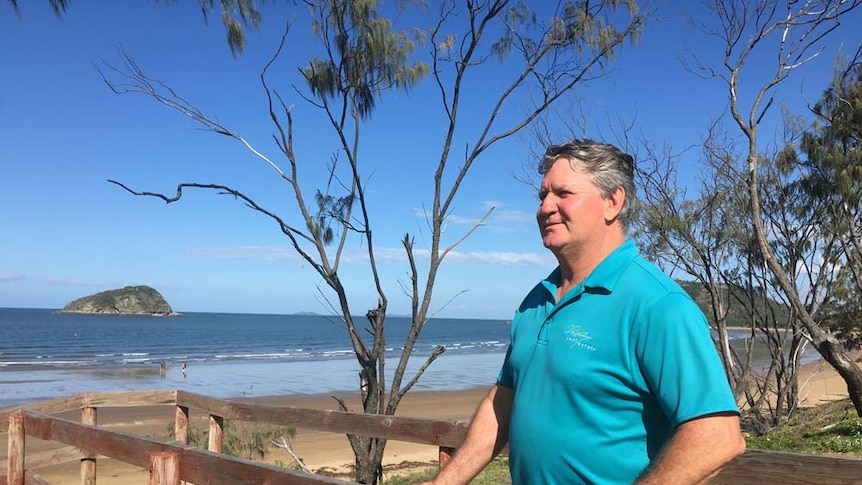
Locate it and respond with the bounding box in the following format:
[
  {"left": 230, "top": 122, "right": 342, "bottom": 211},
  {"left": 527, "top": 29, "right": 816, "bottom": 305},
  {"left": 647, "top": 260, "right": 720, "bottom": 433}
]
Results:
[{"left": 554, "top": 234, "right": 625, "bottom": 300}]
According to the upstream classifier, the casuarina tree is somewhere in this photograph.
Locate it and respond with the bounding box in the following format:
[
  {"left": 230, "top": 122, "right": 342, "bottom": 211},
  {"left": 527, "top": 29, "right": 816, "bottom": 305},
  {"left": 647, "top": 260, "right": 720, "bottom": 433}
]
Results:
[{"left": 99, "top": 1, "right": 652, "bottom": 482}]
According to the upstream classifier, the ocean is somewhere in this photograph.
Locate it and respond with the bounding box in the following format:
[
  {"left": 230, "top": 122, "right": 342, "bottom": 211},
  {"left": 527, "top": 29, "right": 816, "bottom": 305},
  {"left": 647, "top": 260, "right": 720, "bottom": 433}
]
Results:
[
  {"left": 0, "top": 308, "right": 819, "bottom": 409},
  {"left": 0, "top": 308, "right": 511, "bottom": 408}
]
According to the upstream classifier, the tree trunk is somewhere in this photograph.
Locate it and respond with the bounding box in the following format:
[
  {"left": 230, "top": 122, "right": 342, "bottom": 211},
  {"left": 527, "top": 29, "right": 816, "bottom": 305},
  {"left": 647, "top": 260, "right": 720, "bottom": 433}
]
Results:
[
  {"left": 349, "top": 435, "right": 386, "bottom": 485},
  {"left": 817, "top": 338, "right": 862, "bottom": 415}
]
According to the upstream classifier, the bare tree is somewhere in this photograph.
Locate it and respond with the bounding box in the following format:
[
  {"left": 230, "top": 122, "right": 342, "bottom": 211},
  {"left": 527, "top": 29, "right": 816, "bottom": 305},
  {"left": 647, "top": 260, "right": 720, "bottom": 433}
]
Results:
[
  {"left": 626, "top": 129, "right": 808, "bottom": 431},
  {"left": 99, "top": 1, "right": 653, "bottom": 482},
  {"left": 687, "top": 0, "right": 862, "bottom": 415}
]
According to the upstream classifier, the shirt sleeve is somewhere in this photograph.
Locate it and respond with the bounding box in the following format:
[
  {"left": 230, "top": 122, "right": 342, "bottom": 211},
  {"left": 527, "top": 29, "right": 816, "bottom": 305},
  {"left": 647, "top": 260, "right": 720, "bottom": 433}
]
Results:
[
  {"left": 633, "top": 292, "right": 739, "bottom": 427},
  {"left": 497, "top": 329, "right": 515, "bottom": 389}
]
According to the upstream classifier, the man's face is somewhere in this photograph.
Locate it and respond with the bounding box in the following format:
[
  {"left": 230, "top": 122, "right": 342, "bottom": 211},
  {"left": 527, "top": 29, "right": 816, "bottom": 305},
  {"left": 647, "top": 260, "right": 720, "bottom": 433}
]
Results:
[{"left": 536, "top": 157, "right": 611, "bottom": 258}]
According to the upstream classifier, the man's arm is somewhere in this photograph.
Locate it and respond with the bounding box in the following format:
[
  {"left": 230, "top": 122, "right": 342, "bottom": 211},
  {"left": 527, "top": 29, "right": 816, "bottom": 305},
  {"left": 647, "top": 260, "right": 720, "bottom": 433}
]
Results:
[
  {"left": 419, "top": 384, "right": 513, "bottom": 485},
  {"left": 635, "top": 412, "right": 746, "bottom": 485}
]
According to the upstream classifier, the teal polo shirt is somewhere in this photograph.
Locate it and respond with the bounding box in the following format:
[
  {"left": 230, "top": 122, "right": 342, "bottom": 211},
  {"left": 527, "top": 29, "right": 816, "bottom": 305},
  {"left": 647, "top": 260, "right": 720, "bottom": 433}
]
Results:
[{"left": 498, "top": 240, "right": 738, "bottom": 484}]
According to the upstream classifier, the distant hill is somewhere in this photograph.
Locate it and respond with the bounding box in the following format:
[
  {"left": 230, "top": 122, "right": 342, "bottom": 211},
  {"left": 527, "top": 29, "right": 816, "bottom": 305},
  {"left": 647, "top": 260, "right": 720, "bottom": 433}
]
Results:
[
  {"left": 677, "top": 280, "right": 790, "bottom": 328},
  {"left": 59, "top": 285, "right": 177, "bottom": 316}
]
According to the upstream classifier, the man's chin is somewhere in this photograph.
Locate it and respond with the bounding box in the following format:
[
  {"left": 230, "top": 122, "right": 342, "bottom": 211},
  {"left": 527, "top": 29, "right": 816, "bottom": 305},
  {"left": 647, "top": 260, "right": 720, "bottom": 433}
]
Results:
[{"left": 541, "top": 238, "right": 561, "bottom": 251}]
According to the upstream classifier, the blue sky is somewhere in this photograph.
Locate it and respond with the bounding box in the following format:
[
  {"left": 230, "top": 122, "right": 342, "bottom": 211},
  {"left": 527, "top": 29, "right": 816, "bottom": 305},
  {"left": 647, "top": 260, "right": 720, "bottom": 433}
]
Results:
[{"left": 2, "top": 2, "right": 858, "bottom": 319}]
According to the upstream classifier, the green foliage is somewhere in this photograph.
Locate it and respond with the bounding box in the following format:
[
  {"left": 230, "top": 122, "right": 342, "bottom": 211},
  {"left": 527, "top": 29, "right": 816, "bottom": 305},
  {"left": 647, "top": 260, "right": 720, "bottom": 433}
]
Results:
[
  {"left": 382, "top": 459, "right": 511, "bottom": 485},
  {"left": 303, "top": 0, "right": 429, "bottom": 120},
  {"left": 546, "top": 0, "right": 640, "bottom": 58},
  {"left": 13, "top": 0, "right": 261, "bottom": 56},
  {"left": 745, "top": 399, "right": 862, "bottom": 457},
  {"left": 310, "top": 190, "right": 355, "bottom": 245},
  {"left": 224, "top": 420, "right": 295, "bottom": 460},
  {"left": 791, "top": 56, "right": 862, "bottom": 349},
  {"left": 197, "top": 0, "right": 264, "bottom": 57},
  {"left": 8, "top": 0, "right": 69, "bottom": 17},
  {"left": 163, "top": 418, "right": 297, "bottom": 460},
  {"left": 676, "top": 280, "right": 791, "bottom": 329}
]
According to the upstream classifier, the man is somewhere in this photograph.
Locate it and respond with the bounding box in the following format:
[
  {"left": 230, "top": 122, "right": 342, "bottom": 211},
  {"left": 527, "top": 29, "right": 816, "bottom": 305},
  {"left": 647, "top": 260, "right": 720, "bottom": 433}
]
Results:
[{"left": 421, "top": 140, "right": 745, "bottom": 484}]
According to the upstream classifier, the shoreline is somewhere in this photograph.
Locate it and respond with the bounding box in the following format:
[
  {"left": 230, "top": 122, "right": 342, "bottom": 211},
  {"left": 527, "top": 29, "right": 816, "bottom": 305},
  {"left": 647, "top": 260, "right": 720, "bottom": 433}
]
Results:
[{"left": 0, "top": 351, "right": 508, "bottom": 409}]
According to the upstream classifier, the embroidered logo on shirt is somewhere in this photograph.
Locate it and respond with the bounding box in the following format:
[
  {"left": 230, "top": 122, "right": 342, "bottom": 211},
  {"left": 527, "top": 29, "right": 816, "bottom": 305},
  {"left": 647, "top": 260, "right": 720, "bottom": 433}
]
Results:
[{"left": 565, "top": 325, "right": 596, "bottom": 351}]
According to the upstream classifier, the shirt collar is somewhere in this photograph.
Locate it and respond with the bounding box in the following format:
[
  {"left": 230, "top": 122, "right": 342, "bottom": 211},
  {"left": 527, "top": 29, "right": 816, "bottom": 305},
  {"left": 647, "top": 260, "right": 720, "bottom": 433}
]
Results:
[{"left": 541, "top": 239, "right": 639, "bottom": 298}]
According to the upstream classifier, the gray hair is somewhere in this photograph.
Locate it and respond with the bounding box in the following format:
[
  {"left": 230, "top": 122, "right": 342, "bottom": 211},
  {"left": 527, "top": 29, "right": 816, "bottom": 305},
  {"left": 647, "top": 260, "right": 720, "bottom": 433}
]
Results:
[{"left": 540, "top": 139, "right": 636, "bottom": 231}]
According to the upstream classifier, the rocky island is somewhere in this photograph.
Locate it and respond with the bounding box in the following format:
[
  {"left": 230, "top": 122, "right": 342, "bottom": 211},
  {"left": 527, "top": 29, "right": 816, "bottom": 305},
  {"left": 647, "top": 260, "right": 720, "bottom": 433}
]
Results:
[{"left": 59, "top": 285, "right": 178, "bottom": 316}]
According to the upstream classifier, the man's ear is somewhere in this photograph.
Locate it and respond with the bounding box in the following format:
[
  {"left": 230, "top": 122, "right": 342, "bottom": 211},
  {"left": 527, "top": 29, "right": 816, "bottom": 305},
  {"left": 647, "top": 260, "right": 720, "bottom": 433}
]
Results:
[{"left": 604, "top": 186, "right": 625, "bottom": 223}]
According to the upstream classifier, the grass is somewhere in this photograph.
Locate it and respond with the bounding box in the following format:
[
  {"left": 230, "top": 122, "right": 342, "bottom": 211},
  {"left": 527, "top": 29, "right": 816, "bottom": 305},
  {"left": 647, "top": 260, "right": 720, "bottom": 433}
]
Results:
[
  {"left": 383, "top": 458, "right": 510, "bottom": 485},
  {"left": 744, "top": 398, "right": 862, "bottom": 456}
]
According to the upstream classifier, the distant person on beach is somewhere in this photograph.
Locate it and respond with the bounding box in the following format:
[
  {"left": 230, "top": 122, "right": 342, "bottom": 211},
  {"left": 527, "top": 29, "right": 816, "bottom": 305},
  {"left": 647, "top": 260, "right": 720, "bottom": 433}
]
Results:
[
  {"left": 181, "top": 361, "right": 187, "bottom": 379},
  {"left": 159, "top": 361, "right": 166, "bottom": 378},
  {"left": 419, "top": 140, "right": 745, "bottom": 484}
]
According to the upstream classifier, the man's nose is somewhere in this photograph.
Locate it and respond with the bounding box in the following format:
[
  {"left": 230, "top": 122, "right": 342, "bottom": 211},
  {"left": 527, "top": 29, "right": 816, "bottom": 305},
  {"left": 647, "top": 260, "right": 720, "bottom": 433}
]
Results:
[{"left": 538, "top": 196, "right": 556, "bottom": 215}]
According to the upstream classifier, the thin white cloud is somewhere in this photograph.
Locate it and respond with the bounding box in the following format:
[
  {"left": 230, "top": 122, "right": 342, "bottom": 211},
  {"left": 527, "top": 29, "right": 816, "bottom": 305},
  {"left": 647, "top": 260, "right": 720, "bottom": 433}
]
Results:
[
  {"left": 429, "top": 203, "right": 535, "bottom": 234},
  {"left": 40, "top": 277, "right": 125, "bottom": 287},
  {"left": 191, "top": 244, "right": 550, "bottom": 267},
  {"left": 192, "top": 245, "right": 303, "bottom": 262},
  {"left": 492, "top": 209, "right": 534, "bottom": 224},
  {"left": 374, "top": 247, "right": 409, "bottom": 262},
  {"left": 487, "top": 209, "right": 535, "bottom": 234},
  {"left": 393, "top": 248, "right": 553, "bottom": 266},
  {"left": 446, "top": 214, "right": 481, "bottom": 225},
  {"left": 0, "top": 272, "right": 25, "bottom": 282},
  {"left": 442, "top": 250, "right": 554, "bottom": 266}
]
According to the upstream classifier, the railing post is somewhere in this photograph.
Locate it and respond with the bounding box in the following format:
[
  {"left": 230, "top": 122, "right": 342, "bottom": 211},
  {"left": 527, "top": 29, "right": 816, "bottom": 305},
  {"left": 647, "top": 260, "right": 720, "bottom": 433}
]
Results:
[
  {"left": 438, "top": 446, "right": 455, "bottom": 470},
  {"left": 174, "top": 405, "right": 189, "bottom": 444},
  {"left": 7, "top": 411, "right": 24, "bottom": 485},
  {"left": 81, "top": 406, "right": 97, "bottom": 485},
  {"left": 208, "top": 414, "right": 223, "bottom": 453},
  {"left": 149, "top": 452, "right": 181, "bottom": 485}
]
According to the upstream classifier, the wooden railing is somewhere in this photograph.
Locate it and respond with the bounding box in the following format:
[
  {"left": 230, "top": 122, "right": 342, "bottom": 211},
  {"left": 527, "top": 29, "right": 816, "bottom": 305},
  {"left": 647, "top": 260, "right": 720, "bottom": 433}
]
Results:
[
  {"left": 0, "top": 390, "right": 467, "bottom": 485},
  {"left": 2, "top": 390, "right": 862, "bottom": 484}
]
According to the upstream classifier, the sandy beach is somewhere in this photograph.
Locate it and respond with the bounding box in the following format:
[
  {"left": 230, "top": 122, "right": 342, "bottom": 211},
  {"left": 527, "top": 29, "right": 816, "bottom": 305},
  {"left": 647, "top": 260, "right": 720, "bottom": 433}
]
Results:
[{"left": 3, "top": 356, "right": 855, "bottom": 485}]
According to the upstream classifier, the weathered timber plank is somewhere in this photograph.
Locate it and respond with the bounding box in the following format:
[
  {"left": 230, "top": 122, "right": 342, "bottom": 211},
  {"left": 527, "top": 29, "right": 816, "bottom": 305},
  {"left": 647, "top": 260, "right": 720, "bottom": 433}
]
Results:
[
  {"left": 24, "top": 445, "right": 87, "bottom": 469},
  {"left": 0, "top": 395, "right": 85, "bottom": 432},
  {"left": 23, "top": 412, "right": 169, "bottom": 469},
  {"left": 174, "top": 406, "right": 189, "bottom": 444},
  {"left": 223, "top": 401, "right": 471, "bottom": 447},
  {"left": 80, "top": 390, "right": 176, "bottom": 408},
  {"left": 149, "top": 452, "right": 180, "bottom": 485},
  {"left": 175, "top": 391, "right": 230, "bottom": 417},
  {"left": 716, "top": 448, "right": 862, "bottom": 485},
  {"left": 5, "top": 390, "right": 468, "bottom": 447},
  {"left": 207, "top": 415, "right": 224, "bottom": 453},
  {"left": 7, "top": 412, "right": 24, "bottom": 485},
  {"left": 18, "top": 411, "right": 359, "bottom": 485},
  {"left": 81, "top": 406, "right": 97, "bottom": 485},
  {"left": 179, "top": 448, "right": 354, "bottom": 485},
  {"left": 24, "top": 471, "right": 50, "bottom": 485},
  {"left": 176, "top": 391, "right": 469, "bottom": 446},
  {"left": 0, "top": 472, "right": 51, "bottom": 485},
  {"left": 0, "top": 390, "right": 176, "bottom": 433}
]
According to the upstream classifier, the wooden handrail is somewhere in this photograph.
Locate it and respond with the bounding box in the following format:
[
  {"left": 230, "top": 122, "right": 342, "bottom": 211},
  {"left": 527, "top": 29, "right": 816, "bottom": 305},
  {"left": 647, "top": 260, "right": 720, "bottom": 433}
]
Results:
[
  {"left": 715, "top": 448, "right": 862, "bottom": 485},
  {"left": 1, "top": 390, "right": 471, "bottom": 448},
  {"left": 13, "top": 410, "right": 354, "bottom": 485},
  {"left": 4, "top": 390, "right": 862, "bottom": 484}
]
